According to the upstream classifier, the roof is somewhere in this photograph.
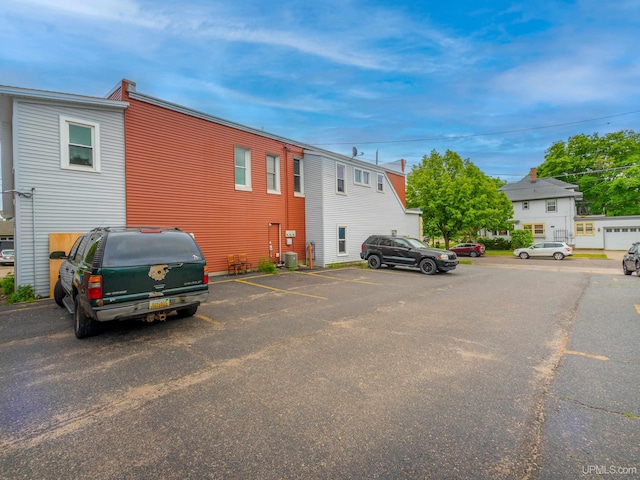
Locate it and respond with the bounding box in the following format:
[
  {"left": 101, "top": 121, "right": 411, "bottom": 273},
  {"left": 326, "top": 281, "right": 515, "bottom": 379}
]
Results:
[
  {"left": 0, "top": 84, "right": 128, "bottom": 109},
  {"left": 500, "top": 175, "right": 583, "bottom": 201}
]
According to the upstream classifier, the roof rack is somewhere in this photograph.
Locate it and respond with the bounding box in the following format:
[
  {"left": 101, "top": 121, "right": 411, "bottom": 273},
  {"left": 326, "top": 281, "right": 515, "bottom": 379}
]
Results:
[{"left": 89, "top": 226, "right": 183, "bottom": 232}]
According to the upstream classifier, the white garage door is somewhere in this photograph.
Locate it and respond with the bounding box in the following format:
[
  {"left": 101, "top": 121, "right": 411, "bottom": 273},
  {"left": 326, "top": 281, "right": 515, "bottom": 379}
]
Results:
[{"left": 603, "top": 227, "right": 640, "bottom": 250}]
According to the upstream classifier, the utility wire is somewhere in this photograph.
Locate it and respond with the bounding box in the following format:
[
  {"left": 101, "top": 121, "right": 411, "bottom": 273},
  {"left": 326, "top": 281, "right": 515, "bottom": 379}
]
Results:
[{"left": 310, "top": 110, "right": 640, "bottom": 146}]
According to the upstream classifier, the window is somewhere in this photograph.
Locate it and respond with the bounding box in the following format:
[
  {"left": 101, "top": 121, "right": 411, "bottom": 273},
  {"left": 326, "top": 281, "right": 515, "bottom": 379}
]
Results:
[
  {"left": 522, "top": 201, "right": 529, "bottom": 210},
  {"left": 293, "top": 158, "right": 304, "bottom": 196},
  {"left": 377, "top": 173, "right": 384, "bottom": 192},
  {"left": 546, "top": 199, "right": 557, "bottom": 213},
  {"left": 337, "top": 226, "right": 347, "bottom": 255},
  {"left": 523, "top": 223, "right": 545, "bottom": 236},
  {"left": 354, "top": 168, "right": 370, "bottom": 186},
  {"left": 266, "top": 154, "right": 280, "bottom": 194},
  {"left": 336, "top": 164, "right": 346, "bottom": 194},
  {"left": 234, "top": 146, "right": 252, "bottom": 191},
  {"left": 575, "top": 222, "right": 595, "bottom": 236},
  {"left": 60, "top": 116, "right": 100, "bottom": 172}
]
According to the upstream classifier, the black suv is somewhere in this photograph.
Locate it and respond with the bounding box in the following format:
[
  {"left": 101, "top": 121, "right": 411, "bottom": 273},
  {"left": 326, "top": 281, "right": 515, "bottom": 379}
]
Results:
[
  {"left": 622, "top": 242, "right": 640, "bottom": 275},
  {"left": 50, "top": 227, "right": 209, "bottom": 338},
  {"left": 360, "top": 235, "right": 458, "bottom": 275}
]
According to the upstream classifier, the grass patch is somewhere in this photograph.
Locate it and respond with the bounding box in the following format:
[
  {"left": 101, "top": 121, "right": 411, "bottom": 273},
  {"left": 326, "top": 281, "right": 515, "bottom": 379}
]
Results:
[
  {"left": 573, "top": 253, "right": 608, "bottom": 259},
  {"left": 485, "top": 250, "right": 513, "bottom": 257},
  {"left": 326, "top": 261, "right": 367, "bottom": 269},
  {"left": 257, "top": 257, "right": 278, "bottom": 274},
  {"left": 457, "top": 259, "right": 473, "bottom": 265}
]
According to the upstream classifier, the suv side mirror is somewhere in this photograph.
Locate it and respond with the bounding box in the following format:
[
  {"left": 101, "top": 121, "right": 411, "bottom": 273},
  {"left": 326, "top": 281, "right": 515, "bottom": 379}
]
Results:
[{"left": 49, "top": 251, "right": 68, "bottom": 260}]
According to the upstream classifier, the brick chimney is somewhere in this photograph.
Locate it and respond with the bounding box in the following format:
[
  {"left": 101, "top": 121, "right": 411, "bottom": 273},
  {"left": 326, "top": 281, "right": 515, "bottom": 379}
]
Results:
[{"left": 529, "top": 167, "right": 537, "bottom": 183}]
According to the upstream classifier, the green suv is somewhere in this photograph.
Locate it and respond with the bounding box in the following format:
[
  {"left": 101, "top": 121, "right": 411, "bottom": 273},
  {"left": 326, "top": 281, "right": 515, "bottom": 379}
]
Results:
[{"left": 50, "top": 227, "right": 209, "bottom": 339}]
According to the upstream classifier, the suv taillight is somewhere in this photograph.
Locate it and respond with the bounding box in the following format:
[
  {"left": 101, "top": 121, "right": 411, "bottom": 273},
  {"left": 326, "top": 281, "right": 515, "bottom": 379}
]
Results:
[
  {"left": 87, "top": 275, "right": 103, "bottom": 300},
  {"left": 203, "top": 265, "right": 209, "bottom": 285}
]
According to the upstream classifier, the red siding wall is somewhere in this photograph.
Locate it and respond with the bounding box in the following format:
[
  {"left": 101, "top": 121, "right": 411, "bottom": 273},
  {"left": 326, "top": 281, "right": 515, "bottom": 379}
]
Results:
[{"left": 121, "top": 83, "right": 307, "bottom": 274}]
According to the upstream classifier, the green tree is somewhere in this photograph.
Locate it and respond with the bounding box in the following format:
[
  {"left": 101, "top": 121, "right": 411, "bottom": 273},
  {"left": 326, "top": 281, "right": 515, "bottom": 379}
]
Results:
[
  {"left": 407, "top": 149, "right": 513, "bottom": 249},
  {"left": 538, "top": 130, "right": 640, "bottom": 215}
]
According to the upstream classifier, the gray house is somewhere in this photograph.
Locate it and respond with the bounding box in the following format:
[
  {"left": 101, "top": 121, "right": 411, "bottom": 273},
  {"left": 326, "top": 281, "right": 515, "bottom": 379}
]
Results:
[
  {"left": 0, "top": 85, "right": 128, "bottom": 297},
  {"left": 500, "top": 168, "right": 583, "bottom": 244}
]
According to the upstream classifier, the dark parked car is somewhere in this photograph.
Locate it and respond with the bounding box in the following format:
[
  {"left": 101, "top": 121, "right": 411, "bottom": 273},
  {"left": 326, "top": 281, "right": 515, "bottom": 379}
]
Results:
[
  {"left": 360, "top": 235, "right": 458, "bottom": 275},
  {"left": 50, "top": 226, "right": 209, "bottom": 338},
  {"left": 449, "top": 243, "right": 485, "bottom": 257},
  {"left": 622, "top": 242, "right": 640, "bottom": 275}
]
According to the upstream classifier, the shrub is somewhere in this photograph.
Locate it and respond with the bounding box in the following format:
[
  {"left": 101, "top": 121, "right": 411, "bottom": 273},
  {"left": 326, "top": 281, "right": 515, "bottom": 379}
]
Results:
[
  {"left": 477, "top": 237, "right": 512, "bottom": 250},
  {"left": 1, "top": 273, "right": 14, "bottom": 296},
  {"left": 510, "top": 230, "right": 534, "bottom": 249},
  {"left": 257, "top": 257, "right": 277, "bottom": 274},
  {"left": 1, "top": 273, "right": 35, "bottom": 305},
  {"left": 8, "top": 284, "right": 35, "bottom": 305}
]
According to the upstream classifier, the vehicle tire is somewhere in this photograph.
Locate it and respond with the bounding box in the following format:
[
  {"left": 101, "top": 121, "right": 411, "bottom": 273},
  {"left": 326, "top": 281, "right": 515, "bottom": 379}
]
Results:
[
  {"left": 74, "top": 297, "right": 100, "bottom": 339},
  {"left": 623, "top": 262, "right": 631, "bottom": 275},
  {"left": 636, "top": 261, "right": 640, "bottom": 276},
  {"left": 176, "top": 306, "right": 198, "bottom": 318},
  {"left": 553, "top": 252, "right": 565, "bottom": 260},
  {"left": 419, "top": 258, "right": 437, "bottom": 275},
  {"left": 519, "top": 252, "right": 529, "bottom": 259},
  {"left": 53, "top": 279, "right": 65, "bottom": 307},
  {"left": 469, "top": 251, "right": 478, "bottom": 257},
  {"left": 368, "top": 255, "right": 382, "bottom": 269}
]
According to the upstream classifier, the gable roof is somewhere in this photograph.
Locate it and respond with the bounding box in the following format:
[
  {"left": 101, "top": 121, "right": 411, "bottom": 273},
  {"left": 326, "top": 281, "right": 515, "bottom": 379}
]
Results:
[{"left": 500, "top": 174, "right": 583, "bottom": 202}]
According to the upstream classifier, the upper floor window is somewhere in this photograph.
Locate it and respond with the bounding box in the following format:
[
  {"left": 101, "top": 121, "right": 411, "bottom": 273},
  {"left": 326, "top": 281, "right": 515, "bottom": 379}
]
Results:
[
  {"left": 336, "top": 163, "right": 346, "bottom": 194},
  {"left": 522, "top": 201, "right": 529, "bottom": 210},
  {"left": 266, "top": 154, "right": 280, "bottom": 194},
  {"left": 354, "top": 168, "right": 370, "bottom": 186},
  {"left": 377, "top": 173, "right": 384, "bottom": 192},
  {"left": 234, "top": 146, "right": 252, "bottom": 191},
  {"left": 293, "top": 158, "right": 304, "bottom": 196},
  {"left": 60, "top": 116, "right": 100, "bottom": 172},
  {"left": 546, "top": 199, "right": 557, "bottom": 213}
]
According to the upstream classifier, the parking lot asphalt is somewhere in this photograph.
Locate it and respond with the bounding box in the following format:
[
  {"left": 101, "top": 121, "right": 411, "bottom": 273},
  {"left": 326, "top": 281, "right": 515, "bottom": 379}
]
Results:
[{"left": 0, "top": 261, "right": 638, "bottom": 479}]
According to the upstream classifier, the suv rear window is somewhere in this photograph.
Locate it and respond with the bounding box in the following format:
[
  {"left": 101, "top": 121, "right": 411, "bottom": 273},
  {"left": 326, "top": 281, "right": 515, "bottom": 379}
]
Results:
[{"left": 102, "top": 231, "right": 204, "bottom": 267}]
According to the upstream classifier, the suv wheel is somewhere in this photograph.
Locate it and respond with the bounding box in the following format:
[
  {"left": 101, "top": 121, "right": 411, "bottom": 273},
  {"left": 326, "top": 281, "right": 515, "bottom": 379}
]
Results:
[
  {"left": 176, "top": 306, "right": 198, "bottom": 318},
  {"left": 419, "top": 258, "right": 437, "bottom": 275},
  {"left": 519, "top": 252, "right": 529, "bottom": 259},
  {"left": 368, "top": 255, "right": 382, "bottom": 269},
  {"left": 53, "top": 279, "right": 65, "bottom": 307},
  {"left": 623, "top": 262, "right": 631, "bottom": 275},
  {"left": 74, "top": 298, "right": 100, "bottom": 339},
  {"left": 469, "top": 251, "right": 478, "bottom": 258},
  {"left": 553, "top": 252, "right": 565, "bottom": 260}
]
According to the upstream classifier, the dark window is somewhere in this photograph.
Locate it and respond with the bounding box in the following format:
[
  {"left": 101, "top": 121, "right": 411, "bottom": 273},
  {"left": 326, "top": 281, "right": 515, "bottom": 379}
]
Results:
[{"left": 102, "top": 231, "right": 203, "bottom": 267}]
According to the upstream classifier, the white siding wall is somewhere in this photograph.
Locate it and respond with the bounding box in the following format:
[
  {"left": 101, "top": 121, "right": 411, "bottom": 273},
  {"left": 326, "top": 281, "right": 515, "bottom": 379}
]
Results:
[
  {"left": 514, "top": 197, "right": 575, "bottom": 241},
  {"left": 573, "top": 216, "right": 640, "bottom": 250},
  {"left": 304, "top": 152, "right": 420, "bottom": 267},
  {"left": 13, "top": 100, "right": 126, "bottom": 297}
]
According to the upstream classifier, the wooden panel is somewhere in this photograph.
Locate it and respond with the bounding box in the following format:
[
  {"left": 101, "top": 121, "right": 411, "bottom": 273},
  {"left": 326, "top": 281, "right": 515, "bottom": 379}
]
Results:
[{"left": 48, "top": 233, "right": 81, "bottom": 298}]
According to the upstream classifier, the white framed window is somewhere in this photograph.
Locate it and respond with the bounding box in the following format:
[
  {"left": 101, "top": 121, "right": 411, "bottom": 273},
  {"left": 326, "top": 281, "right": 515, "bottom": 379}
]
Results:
[
  {"left": 266, "top": 154, "right": 280, "bottom": 194},
  {"left": 546, "top": 199, "right": 557, "bottom": 213},
  {"left": 234, "top": 146, "right": 252, "bottom": 191},
  {"left": 60, "top": 116, "right": 100, "bottom": 172},
  {"left": 336, "top": 163, "right": 346, "bottom": 194},
  {"left": 293, "top": 158, "right": 304, "bottom": 196},
  {"left": 522, "top": 201, "right": 529, "bottom": 210},
  {"left": 377, "top": 173, "right": 384, "bottom": 192},
  {"left": 337, "top": 225, "right": 347, "bottom": 255},
  {"left": 354, "top": 168, "right": 370, "bottom": 186}
]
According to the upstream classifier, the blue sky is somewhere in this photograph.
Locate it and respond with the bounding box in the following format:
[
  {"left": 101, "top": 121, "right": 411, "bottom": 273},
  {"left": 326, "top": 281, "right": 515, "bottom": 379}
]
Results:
[{"left": 1, "top": 0, "right": 639, "bottom": 180}]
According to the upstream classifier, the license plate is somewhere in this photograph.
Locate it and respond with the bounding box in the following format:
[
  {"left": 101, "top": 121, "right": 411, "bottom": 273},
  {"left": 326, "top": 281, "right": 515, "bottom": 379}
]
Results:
[{"left": 149, "top": 298, "right": 171, "bottom": 310}]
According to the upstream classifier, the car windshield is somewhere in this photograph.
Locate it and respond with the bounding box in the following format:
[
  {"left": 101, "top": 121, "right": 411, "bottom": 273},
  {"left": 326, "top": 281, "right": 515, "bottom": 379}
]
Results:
[
  {"left": 102, "top": 231, "right": 204, "bottom": 267},
  {"left": 405, "top": 238, "right": 430, "bottom": 249}
]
